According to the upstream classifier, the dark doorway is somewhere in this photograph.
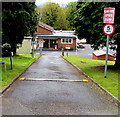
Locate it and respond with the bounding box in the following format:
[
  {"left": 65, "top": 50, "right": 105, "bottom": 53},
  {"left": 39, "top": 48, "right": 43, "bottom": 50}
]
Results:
[
  {"left": 43, "top": 39, "right": 58, "bottom": 49},
  {"left": 43, "top": 39, "right": 49, "bottom": 48}
]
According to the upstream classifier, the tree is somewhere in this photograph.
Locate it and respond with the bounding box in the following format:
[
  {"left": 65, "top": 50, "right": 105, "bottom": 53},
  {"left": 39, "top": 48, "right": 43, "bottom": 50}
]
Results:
[
  {"left": 74, "top": 2, "right": 120, "bottom": 68},
  {"left": 54, "top": 7, "right": 69, "bottom": 30},
  {"left": 2, "top": 2, "right": 39, "bottom": 56},
  {"left": 38, "top": 2, "right": 69, "bottom": 30},
  {"left": 65, "top": 2, "right": 77, "bottom": 30}
]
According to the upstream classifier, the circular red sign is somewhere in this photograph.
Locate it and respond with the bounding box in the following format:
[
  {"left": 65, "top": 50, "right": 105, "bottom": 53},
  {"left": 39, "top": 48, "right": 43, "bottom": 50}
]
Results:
[{"left": 103, "top": 24, "right": 115, "bottom": 35}]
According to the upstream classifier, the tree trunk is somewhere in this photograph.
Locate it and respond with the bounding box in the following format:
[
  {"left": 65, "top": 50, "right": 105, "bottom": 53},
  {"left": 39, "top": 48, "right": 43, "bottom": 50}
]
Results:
[
  {"left": 114, "top": 37, "right": 120, "bottom": 69},
  {"left": 11, "top": 43, "right": 17, "bottom": 56}
]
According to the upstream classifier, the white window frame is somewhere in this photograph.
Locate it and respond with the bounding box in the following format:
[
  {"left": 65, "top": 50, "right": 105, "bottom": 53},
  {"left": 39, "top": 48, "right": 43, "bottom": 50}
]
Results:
[{"left": 61, "top": 38, "right": 73, "bottom": 44}]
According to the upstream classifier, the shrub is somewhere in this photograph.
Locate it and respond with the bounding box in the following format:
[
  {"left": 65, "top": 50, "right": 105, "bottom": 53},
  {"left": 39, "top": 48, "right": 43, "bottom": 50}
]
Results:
[{"left": 1, "top": 43, "right": 11, "bottom": 57}]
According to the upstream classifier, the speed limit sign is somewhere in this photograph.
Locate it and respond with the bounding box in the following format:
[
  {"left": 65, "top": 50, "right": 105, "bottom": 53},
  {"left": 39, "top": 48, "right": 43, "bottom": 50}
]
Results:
[{"left": 103, "top": 24, "right": 115, "bottom": 35}]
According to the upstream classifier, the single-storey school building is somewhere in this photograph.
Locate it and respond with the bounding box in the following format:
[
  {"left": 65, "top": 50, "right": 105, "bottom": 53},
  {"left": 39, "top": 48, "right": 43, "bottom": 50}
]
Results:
[{"left": 34, "top": 22, "right": 77, "bottom": 50}]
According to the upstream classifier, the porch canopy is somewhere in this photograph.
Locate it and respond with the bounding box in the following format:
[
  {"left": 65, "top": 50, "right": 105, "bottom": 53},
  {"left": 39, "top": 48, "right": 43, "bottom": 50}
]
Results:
[
  {"left": 34, "top": 31, "right": 77, "bottom": 39},
  {"left": 34, "top": 31, "right": 77, "bottom": 49}
]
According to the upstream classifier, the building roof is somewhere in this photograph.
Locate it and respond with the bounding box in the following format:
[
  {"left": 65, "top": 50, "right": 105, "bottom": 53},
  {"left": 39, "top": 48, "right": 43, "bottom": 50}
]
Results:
[
  {"left": 38, "top": 22, "right": 54, "bottom": 32},
  {"left": 35, "top": 31, "right": 77, "bottom": 39},
  {"left": 24, "top": 36, "right": 32, "bottom": 39},
  {"left": 93, "top": 50, "right": 113, "bottom": 56},
  {"left": 55, "top": 30, "right": 75, "bottom": 34}
]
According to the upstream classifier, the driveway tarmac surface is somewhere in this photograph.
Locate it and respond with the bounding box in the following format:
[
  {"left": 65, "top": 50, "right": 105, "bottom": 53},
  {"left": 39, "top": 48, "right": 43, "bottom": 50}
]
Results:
[{"left": 2, "top": 51, "right": 119, "bottom": 115}]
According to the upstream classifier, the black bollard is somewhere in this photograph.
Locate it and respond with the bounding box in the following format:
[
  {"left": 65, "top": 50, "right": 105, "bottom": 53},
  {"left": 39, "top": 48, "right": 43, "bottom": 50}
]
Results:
[{"left": 62, "top": 48, "right": 64, "bottom": 56}]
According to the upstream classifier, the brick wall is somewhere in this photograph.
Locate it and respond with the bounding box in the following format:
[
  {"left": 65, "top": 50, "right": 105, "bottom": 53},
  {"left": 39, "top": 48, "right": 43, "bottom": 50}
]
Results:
[
  {"left": 36, "top": 26, "right": 53, "bottom": 34},
  {"left": 92, "top": 54, "right": 115, "bottom": 61},
  {"left": 58, "top": 38, "right": 76, "bottom": 49}
]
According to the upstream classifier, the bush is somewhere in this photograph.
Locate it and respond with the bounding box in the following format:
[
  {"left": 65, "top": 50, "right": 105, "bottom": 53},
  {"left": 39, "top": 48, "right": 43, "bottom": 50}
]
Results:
[{"left": 1, "top": 43, "right": 11, "bottom": 57}]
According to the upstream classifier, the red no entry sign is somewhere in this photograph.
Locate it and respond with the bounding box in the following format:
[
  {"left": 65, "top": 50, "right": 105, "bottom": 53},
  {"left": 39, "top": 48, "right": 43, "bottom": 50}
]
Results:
[{"left": 103, "top": 8, "right": 115, "bottom": 24}]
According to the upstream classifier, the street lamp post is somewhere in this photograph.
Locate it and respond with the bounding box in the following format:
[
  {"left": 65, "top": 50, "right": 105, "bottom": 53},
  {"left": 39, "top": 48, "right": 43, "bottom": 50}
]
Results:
[{"left": 31, "top": 33, "right": 34, "bottom": 58}]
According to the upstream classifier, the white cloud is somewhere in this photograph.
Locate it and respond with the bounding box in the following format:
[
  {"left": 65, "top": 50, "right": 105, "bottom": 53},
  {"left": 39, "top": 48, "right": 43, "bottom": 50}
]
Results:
[
  {"left": 35, "top": 0, "right": 78, "bottom": 7},
  {"left": 35, "top": 0, "right": 49, "bottom": 7}
]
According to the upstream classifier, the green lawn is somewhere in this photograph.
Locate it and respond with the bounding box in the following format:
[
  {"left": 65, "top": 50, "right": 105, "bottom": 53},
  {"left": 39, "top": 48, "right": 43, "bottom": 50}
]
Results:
[
  {"left": 0, "top": 54, "right": 39, "bottom": 89},
  {"left": 64, "top": 56, "right": 119, "bottom": 99}
]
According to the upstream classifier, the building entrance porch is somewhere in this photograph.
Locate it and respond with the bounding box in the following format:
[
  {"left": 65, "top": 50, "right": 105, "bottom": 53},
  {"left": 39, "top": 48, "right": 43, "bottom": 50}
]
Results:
[{"left": 43, "top": 39, "right": 58, "bottom": 49}]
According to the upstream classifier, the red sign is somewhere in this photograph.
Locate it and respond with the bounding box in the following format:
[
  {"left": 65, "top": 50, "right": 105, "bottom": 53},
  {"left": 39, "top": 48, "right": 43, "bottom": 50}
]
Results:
[
  {"left": 103, "top": 8, "right": 115, "bottom": 24},
  {"left": 103, "top": 24, "right": 115, "bottom": 35}
]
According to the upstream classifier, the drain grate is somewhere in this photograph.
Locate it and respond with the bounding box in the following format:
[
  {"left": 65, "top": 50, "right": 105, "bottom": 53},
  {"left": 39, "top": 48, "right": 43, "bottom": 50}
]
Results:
[{"left": 19, "top": 78, "right": 88, "bottom": 82}]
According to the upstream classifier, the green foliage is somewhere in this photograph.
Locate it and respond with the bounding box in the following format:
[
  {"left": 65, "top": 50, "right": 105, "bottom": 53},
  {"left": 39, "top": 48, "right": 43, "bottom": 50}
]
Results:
[
  {"left": 65, "top": 2, "right": 77, "bottom": 30},
  {"left": 2, "top": 2, "right": 39, "bottom": 55},
  {"left": 64, "top": 56, "right": 119, "bottom": 99},
  {"left": 39, "top": 2, "right": 59, "bottom": 27},
  {"left": 74, "top": 2, "right": 120, "bottom": 67},
  {"left": 75, "top": 2, "right": 119, "bottom": 46},
  {"left": 0, "top": 54, "right": 39, "bottom": 89},
  {"left": 54, "top": 7, "right": 69, "bottom": 30},
  {"left": 38, "top": 2, "right": 69, "bottom": 30},
  {"left": 1, "top": 43, "right": 11, "bottom": 57}
]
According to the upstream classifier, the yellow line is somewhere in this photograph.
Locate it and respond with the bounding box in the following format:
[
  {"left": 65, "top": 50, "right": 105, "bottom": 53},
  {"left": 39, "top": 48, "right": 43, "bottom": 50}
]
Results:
[
  {"left": 18, "top": 78, "right": 25, "bottom": 81},
  {"left": 82, "top": 80, "right": 89, "bottom": 82},
  {"left": 19, "top": 78, "right": 88, "bottom": 82}
]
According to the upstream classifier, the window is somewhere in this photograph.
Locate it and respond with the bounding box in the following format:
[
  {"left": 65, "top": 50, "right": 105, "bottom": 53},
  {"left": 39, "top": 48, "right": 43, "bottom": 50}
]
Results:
[{"left": 61, "top": 39, "right": 73, "bottom": 44}]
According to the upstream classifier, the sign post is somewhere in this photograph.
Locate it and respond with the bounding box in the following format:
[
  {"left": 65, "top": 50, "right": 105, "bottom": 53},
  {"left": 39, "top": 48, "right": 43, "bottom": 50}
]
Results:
[
  {"left": 103, "top": 24, "right": 115, "bottom": 78},
  {"left": 104, "top": 35, "right": 109, "bottom": 78},
  {"left": 103, "top": 7, "right": 115, "bottom": 78}
]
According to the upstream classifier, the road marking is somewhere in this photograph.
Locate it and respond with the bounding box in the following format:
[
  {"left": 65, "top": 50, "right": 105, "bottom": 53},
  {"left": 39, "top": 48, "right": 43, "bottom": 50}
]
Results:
[
  {"left": 19, "top": 78, "right": 25, "bottom": 80},
  {"left": 18, "top": 78, "right": 88, "bottom": 82}
]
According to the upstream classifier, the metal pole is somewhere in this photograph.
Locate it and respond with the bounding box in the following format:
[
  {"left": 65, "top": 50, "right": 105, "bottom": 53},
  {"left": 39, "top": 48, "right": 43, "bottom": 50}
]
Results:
[
  {"left": 32, "top": 45, "right": 34, "bottom": 58},
  {"left": 104, "top": 35, "right": 110, "bottom": 78},
  {"left": 67, "top": 49, "right": 68, "bottom": 56},
  {"left": 76, "top": 44, "right": 77, "bottom": 55},
  {"left": 62, "top": 48, "right": 64, "bottom": 56},
  {"left": 49, "top": 40, "right": 50, "bottom": 48},
  {"left": 40, "top": 47, "right": 42, "bottom": 56},
  {"left": 31, "top": 33, "right": 34, "bottom": 58},
  {"left": 10, "top": 52, "right": 12, "bottom": 70}
]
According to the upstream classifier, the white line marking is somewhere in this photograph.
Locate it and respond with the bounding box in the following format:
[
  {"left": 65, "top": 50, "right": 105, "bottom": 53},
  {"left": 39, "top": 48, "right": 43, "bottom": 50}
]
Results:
[{"left": 23, "top": 78, "right": 88, "bottom": 82}]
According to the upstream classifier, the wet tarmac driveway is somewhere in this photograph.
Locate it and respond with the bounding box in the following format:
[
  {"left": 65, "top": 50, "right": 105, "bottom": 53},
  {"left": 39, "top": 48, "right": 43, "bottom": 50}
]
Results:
[{"left": 2, "top": 51, "right": 119, "bottom": 115}]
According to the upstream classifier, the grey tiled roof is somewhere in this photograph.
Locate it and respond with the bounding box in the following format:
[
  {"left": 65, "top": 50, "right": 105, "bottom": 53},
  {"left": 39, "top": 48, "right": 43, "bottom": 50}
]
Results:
[{"left": 35, "top": 32, "right": 77, "bottom": 39}]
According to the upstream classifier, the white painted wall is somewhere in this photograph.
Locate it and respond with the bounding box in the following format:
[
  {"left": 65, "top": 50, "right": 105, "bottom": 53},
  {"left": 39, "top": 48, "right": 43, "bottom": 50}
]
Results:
[
  {"left": 17, "top": 39, "right": 31, "bottom": 54},
  {"left": 38, "top": 38, "right": 43, "bottom": 48}
]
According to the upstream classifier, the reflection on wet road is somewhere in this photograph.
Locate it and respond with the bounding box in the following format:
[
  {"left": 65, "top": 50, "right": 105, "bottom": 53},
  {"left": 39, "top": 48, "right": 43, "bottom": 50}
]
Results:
[{"left": 2, "top": 52, "right": 118, "bottom": 115}]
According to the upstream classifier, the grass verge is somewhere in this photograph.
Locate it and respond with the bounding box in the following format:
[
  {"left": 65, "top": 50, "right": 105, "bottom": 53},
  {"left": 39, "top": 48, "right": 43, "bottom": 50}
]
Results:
[
  {"left": 64, "top": 56, "right": 119, "bottom": 99},
  {"left": 0, "top": 54, "right": 39, "bottom": 89}
]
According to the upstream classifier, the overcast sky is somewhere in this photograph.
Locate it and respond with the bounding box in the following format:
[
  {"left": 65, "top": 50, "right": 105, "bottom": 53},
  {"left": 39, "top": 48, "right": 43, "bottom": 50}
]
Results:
[{"left": 35, "top": 0, "right": 78, "bottom": 7}]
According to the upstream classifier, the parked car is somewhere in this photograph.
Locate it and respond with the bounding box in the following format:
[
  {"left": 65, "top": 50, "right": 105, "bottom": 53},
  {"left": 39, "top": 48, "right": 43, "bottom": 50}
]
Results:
[
  {"left": 109, "top": 44, "right": 117, "bottom": 51},
  {"left": 112, "top": 53, "right": 117, "bottom": 61},
  {"left": 113, "top": 53, "right": 117, "bottom": 57},
  {"left": 77, "top": 43, "right": 85, "bottom": 48}
]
